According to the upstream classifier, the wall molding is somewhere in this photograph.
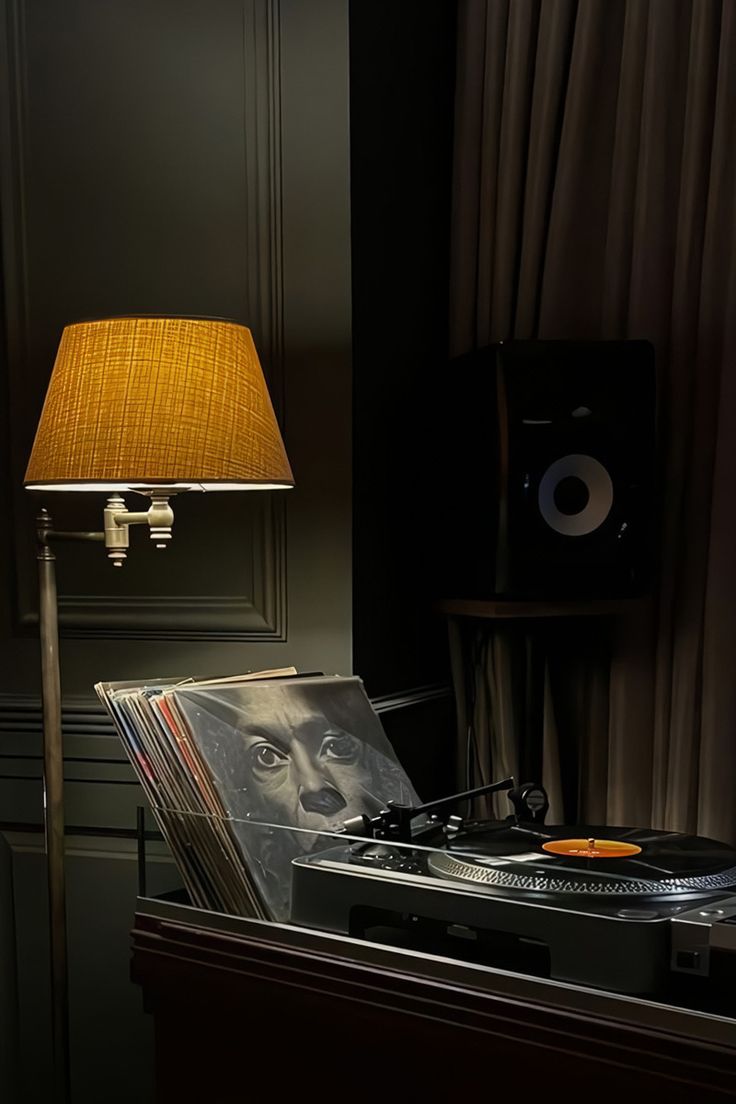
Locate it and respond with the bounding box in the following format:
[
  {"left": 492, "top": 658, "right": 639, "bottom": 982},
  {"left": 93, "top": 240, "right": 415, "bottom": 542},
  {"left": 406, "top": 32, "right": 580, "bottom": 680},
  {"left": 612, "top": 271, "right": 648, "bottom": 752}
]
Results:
[
  {"left": 16, "top": 493, "right": 287, "bottom": 641},
  {"left": 1, "top": 0, "right": 288, "bottom": 642},
  {"left": 0, "top": 684, "right": 453, "bottom": 746}
]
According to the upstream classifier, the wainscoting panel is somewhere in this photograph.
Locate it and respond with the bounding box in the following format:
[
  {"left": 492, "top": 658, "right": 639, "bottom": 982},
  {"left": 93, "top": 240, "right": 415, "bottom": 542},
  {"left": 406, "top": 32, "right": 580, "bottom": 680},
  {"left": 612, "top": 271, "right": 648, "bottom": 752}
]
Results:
[
  {"left": 8, "top": 834, "right": 180, "bottom": 1104},
  {"left": 1, "top": 0, "right": 287, "bottom": 641},
  {"left": 0, "top": 0, "right": 352, "bottom": 692}
]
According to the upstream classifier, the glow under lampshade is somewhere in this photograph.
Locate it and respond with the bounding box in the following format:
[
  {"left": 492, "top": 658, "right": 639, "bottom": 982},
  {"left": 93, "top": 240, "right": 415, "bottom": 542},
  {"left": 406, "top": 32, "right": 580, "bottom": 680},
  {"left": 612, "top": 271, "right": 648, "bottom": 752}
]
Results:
[{"left": 24, "top": 316, "right": 294, "bottom": 491}]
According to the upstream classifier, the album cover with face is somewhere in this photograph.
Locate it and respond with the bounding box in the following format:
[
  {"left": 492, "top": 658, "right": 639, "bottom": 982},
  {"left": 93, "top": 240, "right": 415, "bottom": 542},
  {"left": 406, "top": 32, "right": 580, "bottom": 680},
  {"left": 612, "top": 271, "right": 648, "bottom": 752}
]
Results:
[{"left": 168, "top": 675, "right": 420, "bottom": 920}]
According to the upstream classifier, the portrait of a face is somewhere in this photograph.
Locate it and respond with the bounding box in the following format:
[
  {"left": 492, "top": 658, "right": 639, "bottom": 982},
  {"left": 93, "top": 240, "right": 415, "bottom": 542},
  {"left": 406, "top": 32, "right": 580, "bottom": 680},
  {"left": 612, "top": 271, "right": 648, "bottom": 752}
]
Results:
[
  {"left": 235, "top": 707, "right": 387, "bottom": 830},
  {"left": 174, "top": 676, "right": 419, "bottom": 920}
]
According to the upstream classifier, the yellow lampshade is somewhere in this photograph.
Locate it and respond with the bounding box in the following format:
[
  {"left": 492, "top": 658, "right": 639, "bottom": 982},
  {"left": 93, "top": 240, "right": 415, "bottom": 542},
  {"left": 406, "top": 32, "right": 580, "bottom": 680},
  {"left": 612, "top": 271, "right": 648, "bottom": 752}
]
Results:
[{"left": 24, "top": 316, "right": 294, "bottom": 491}]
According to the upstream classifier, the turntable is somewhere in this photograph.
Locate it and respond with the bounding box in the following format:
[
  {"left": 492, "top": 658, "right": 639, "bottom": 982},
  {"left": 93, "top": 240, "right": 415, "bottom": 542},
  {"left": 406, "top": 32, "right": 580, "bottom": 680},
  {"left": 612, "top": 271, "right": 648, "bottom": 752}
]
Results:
[{"left": 290, "top": 778, "right": 736, "bottom": 995}]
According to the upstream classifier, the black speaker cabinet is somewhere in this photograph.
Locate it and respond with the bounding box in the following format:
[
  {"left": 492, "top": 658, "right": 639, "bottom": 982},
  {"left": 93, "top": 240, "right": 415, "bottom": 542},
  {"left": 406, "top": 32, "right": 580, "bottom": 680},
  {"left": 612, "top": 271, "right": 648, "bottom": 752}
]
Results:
[{"left": 437, "top": 340, "right": 656, "bottom": 599}]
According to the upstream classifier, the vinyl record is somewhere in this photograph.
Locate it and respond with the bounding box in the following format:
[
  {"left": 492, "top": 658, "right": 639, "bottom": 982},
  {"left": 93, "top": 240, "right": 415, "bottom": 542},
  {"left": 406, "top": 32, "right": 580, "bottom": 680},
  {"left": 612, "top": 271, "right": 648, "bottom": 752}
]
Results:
[{"left": 427, "top": 824, "right": 736, "bottom": 900}]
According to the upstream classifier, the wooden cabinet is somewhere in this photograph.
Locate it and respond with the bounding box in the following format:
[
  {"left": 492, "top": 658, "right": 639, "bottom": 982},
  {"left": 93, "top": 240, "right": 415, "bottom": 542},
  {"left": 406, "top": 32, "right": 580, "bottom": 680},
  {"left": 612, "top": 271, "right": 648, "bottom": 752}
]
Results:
[{"left": 132, "top": 897, "right": 736, "bottom": 1103}]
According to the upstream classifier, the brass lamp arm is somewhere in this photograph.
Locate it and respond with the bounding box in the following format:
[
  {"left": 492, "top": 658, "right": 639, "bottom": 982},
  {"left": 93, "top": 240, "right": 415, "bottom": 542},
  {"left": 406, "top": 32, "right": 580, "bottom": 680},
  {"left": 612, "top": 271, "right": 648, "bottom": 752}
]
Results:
[
  {"left": 36, "top": 492, "right": 176, "bottom": 566},
  {"left": 104, "top": 492, "right": 175, "bottom": 564},
  {"left": 40, "top": 530, "right": 106, "bottom": 544}
]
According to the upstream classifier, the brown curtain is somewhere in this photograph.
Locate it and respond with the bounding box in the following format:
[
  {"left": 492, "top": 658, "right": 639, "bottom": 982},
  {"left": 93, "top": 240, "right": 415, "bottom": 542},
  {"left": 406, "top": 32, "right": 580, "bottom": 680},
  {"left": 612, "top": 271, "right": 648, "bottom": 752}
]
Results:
[{"left": 450, "top": 0, "right": 736, "bottom": 839}]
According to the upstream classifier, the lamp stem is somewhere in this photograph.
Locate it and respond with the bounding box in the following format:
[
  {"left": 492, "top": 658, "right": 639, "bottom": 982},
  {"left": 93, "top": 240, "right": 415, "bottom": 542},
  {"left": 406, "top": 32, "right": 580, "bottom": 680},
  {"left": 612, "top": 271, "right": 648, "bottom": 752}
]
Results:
[{"left": 36, "top": 509, "right": 71, "bottom": 1104}]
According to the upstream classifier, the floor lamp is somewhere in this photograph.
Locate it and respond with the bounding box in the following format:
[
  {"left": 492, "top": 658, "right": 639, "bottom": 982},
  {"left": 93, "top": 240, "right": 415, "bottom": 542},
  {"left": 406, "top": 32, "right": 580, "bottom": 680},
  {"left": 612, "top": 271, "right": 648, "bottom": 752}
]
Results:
[{"left": 23, "top": 316, "right": 294, "bottom": 1102}]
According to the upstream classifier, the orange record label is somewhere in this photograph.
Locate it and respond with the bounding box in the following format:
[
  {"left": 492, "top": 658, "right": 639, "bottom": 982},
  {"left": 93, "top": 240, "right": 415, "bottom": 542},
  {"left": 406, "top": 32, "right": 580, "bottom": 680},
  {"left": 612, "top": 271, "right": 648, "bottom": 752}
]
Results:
[{"left": 542, "top": 837, "right": 642, "bottom": 859}]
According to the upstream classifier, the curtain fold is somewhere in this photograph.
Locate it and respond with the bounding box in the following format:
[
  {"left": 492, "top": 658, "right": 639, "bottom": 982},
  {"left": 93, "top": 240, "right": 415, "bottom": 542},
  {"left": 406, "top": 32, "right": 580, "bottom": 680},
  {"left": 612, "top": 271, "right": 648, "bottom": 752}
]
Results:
[{"left": 451, "top": 0, "right": 736, "bottom": 838}]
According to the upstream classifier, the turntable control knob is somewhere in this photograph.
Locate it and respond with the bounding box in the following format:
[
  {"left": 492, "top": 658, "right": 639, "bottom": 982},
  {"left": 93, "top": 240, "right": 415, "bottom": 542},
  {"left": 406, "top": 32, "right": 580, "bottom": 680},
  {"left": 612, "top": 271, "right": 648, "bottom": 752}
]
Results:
[{"left": 359, "top": 844, "right": 399, "bottom": 865}]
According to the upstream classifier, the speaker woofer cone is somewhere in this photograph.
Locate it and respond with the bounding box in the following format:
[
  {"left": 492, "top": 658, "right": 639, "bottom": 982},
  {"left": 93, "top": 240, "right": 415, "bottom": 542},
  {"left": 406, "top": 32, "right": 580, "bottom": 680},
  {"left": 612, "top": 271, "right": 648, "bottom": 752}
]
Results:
[{"left": 538, "top": 453, "right": 614, "bottom": 536}]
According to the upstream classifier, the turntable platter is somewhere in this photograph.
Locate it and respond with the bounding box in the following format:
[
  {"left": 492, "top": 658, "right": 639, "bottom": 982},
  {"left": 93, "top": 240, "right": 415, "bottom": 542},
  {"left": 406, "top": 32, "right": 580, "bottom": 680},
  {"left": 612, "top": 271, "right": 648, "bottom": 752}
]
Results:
[{"left": 427, "top": 826, "right": 736, "bottom": 899}]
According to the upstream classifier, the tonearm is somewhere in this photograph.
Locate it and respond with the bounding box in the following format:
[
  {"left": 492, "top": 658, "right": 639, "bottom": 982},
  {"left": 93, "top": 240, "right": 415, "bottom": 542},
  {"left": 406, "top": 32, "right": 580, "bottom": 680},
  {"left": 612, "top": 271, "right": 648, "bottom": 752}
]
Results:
[{"left": 341, "top": 777, "right": 549, "bottom": 843}]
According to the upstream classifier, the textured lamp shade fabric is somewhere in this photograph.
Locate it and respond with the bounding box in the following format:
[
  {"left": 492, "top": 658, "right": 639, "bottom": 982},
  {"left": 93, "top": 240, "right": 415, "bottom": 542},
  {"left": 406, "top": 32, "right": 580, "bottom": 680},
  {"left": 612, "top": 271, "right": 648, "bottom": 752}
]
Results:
[{"left": 24, "top": 317, "right": 294, "bottom": 491}]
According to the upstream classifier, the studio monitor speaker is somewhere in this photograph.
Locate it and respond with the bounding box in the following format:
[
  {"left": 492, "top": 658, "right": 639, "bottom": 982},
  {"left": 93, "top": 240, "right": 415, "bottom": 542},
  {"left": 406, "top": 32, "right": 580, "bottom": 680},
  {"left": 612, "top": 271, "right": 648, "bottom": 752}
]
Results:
[{"left": 437, "top": 340, "right": 656, "bottom": 599}]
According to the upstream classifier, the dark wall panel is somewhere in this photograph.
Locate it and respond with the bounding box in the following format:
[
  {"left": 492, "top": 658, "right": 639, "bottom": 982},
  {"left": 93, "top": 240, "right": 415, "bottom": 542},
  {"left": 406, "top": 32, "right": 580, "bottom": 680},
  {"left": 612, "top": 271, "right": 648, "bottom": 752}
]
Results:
[
  {"left": 0, "top": 2, "right": 353, "bottom": 1099},
  {"left": 0, "top": 0, "right": 353, "bottom": 697}
]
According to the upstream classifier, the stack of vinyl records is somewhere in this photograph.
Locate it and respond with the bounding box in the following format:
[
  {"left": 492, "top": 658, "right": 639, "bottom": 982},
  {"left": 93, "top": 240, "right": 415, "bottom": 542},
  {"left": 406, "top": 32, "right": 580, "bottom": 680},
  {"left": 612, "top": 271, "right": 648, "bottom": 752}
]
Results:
[{"left": 96, "top": 669, "right": 419, "bottom": 921}]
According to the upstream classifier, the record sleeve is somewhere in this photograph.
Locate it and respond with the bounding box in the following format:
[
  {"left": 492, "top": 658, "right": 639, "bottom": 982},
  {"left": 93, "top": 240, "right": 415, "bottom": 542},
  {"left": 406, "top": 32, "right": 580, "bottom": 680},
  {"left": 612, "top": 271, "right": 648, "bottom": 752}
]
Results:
[
  {"left": 96, "top": 671, "right": 419, "bottom": 920},
  {"left": 169, "top": 675, "right": 420, "bottom": 919}
]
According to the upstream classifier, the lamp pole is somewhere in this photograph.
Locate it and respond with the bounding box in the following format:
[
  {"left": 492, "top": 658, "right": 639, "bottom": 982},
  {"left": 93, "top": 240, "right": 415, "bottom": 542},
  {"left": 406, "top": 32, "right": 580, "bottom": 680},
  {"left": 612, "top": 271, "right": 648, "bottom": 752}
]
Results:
[
  {"left": 37, "top": 510, "right": 70, "bottom": 1104},
  {"left": 35, "top": 497, "right": 175, "bottom": 1100},
  {"left": 36, "top": 510, "right": 108, "bottom": 1103}
]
